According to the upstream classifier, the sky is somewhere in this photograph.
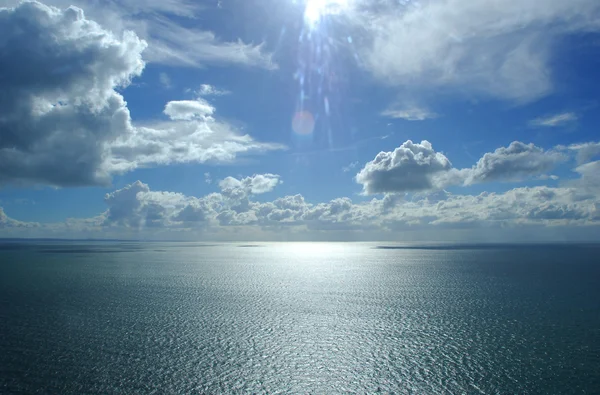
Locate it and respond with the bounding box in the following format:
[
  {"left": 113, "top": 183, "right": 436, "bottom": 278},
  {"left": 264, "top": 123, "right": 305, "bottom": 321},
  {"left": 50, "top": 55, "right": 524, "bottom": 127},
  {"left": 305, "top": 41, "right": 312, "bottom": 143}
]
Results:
[{"left": 1, "top": 0, "right": 600, "bottom": 241}]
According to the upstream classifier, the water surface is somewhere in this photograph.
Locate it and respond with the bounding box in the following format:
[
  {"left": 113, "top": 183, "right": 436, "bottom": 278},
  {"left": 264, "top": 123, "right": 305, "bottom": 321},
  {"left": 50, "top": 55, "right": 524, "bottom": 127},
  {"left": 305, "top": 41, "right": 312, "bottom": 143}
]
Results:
[{"left": 1, "top": 242, "right": 599, "bottom": 393}]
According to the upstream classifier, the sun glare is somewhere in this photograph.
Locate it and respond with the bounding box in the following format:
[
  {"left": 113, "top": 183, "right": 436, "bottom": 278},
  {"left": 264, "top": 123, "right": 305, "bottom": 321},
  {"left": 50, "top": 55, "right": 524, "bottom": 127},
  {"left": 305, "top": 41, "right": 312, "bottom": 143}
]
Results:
[{"left": 304, "top": 0, "right": 349, "bottom": 27}]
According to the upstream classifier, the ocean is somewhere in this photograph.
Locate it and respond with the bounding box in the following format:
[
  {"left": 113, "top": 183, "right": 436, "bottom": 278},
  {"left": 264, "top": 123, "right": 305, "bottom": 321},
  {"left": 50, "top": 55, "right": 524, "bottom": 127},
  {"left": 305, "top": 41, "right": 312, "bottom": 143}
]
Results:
[{"left": 1, "top": 242, "right": 599, "bottom": 394}]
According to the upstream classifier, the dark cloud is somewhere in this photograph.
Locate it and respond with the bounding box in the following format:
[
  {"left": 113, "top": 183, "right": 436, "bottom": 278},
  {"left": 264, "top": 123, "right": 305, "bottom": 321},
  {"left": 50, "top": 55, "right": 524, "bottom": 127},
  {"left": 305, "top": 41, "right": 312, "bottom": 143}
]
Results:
[{"left": 0, "top": 1, "right": 146, "bottom": 186}]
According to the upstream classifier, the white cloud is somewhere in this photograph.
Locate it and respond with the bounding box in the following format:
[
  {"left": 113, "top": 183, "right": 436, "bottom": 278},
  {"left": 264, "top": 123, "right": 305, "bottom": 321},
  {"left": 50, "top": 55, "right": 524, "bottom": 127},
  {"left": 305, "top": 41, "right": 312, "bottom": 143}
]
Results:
[
  {"left": 559, "top": 141, "right": 600, "bottom": 164},
  {"left": 423, "top": 186, "right": 595, "bottom": 227},
  {"left": 219, "top": 174, "right": 281, "bottom": 196},
  {"left": 5, "top": 180, "right": 600, "bottom": 240},
  {"left": 354, "top": 0, "right": 600, "bottom": 102},
  {"left": 465, "top": 142, "right": 566, "bottom": 184},
  {"left": 163, "top": 99, "right": 214, "bottom": 120},
  {"left": 140, "top": 17, "right": 277, "bottom": 70},
  {"left": 3, "top": 160, "right": 600, "bottom": 239},
  {"left": 108, "top": 119, "right": 285, "bottom": 173},
  {"left": 197, "top": 84, "right": 230, "bottom": 96},
  {"left": 573, "top": 160, "right": 600, "bottom": 190},
  {"left": 381, "top": 105, "right": 437, "bottom": 121},
  {"left": 0, "top": 0, "right": 276, "bottom": 70},
  {"left": 537, "top": 174, "right": 559, "bottom": 181},
  {"left": 356, "top": 141, "right": 566, "bottom": 194},
  {"left": 342, "top": 161, "right": 359, "bottom": 173},
  {"left": 0, "top": 208, "right": 40, "bottom": 229},
  {"left": 103, "top": 181, "right": 220, "bottom": 229},
  {"left": 0, "top": 2, "right": 284, "bottom": 187},
  {"left": 529, "top": 112, "right": 578, "bottom": 127},
  {"left": 356, "top": 140, "right": 453, "bottom": 194}
]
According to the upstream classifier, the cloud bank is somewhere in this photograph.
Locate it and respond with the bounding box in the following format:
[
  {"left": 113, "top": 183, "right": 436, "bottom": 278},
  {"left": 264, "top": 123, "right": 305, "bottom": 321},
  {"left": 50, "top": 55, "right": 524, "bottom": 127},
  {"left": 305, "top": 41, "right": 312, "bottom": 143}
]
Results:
[{"left": 2, "top": 167, "right": 599, "bottom": 240}]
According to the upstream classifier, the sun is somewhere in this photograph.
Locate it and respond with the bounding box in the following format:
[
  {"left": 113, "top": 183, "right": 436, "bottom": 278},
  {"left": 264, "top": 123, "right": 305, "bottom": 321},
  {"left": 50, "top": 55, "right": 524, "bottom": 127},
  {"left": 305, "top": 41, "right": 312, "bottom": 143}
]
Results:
[{"left": 304, "top": 0, "right": 349, "bottom": 27}]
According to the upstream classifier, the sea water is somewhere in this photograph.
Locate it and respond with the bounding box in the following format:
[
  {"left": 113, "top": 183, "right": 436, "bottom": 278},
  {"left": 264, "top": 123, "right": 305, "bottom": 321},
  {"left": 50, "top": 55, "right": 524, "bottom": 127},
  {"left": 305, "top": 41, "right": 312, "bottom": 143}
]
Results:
[{"left": 1, "top": 242, "right": 599, "bottom": 393}]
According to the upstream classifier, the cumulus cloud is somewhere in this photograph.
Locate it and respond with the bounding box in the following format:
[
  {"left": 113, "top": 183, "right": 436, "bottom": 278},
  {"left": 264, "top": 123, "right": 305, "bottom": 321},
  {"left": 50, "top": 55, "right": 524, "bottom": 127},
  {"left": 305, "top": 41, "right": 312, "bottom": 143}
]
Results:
[
  {"left": 0, "top": 1, "right": 145, "bottom": 186},
  {"left": 354, "top": 0, "right": 600, "bottom": 102},
  {"left": 356, "top": 140, "right": 566, "bottom": 194},
  {"left": 422, "top": 187, "right": 595, "bottom": 227},
  {"left": 356, "top": 140, "right": 453, "bottom": 194},
  {"left": 3, "top": 169, "right": 600, "bottom": 239},
  {"left": 102, "top": 175, "right": 284, "bottom": 232},
  {"left": 104, "top": 181, "right": 151, "bottom": 228},
  {"left": 103, "top": 181, "right": 220, "bottom": 229},
  {"left": 164, "top": 99, "right": 215, "bottom": 120},
  {"left": 465, "top": 142, "right": 566, "bottom": 184},
  {"left": 0, "top": 2, "right": 284, "bottom": 187},
  {"left": 529, "top": 112, "right": 578, "bottom": 127}
]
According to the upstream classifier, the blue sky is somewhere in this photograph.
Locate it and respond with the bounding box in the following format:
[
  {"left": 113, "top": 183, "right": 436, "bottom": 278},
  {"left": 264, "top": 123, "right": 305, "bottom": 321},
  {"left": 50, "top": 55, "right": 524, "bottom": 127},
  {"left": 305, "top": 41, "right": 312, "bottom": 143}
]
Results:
[{"left": 1, "top": 0, "right": 600, "bottom": 241}]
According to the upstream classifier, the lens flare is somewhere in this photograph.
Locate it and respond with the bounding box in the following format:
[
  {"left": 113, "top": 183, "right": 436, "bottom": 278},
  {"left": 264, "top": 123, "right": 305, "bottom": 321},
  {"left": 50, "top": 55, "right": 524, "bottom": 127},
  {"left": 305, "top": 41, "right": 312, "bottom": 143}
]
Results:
[
  {"left": 292, "top": 111, "right": 315, "bottom": 135},
  {"left": 304, "top": 0, "right": 349, "bottom": 27}
]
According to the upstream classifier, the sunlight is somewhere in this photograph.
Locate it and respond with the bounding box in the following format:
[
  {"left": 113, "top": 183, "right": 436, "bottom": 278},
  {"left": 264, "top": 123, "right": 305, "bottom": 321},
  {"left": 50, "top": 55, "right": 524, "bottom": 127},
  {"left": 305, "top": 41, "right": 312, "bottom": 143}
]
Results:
[{"left": 304, "top": 0, "right": 349, "bottom": 27}]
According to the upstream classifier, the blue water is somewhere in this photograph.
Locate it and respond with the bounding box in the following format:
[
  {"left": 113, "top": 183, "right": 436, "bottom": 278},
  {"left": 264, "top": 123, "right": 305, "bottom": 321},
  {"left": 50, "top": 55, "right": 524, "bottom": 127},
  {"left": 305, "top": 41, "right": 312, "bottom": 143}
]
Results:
[{"left": 1, "top": 242, "right": 599, "bottom": 393}]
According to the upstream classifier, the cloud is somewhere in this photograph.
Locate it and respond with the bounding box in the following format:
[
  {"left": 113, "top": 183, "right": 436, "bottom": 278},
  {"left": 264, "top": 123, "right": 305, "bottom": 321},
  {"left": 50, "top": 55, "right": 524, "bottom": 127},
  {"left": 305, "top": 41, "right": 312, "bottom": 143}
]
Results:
[
  {"left": 355, "top": 140, "right": 454, "bottom": 194},
  {"left": 424, "top": 186, "right": 595, "bottom": 227},
  {"left": 163, "top": 99, "right": 214, "bottom": 120},
  {"left": 104, "top": 181, "right": 151, "bottom": 228},
  {"left": 559, "top": 141, "right": 600, "bottom": 164},
  {"left": 0, "top": 208, "right": 40, "bottom": 229},
  {"left": 465, "top": 142, "right": 566, "bottom": 184},
  {"left": 159, "top": 72, "right": 172, "bottom": 89},
  {"left": 354, "top": 0, "right": 600, "bottom": 102},
  {"left": 139, "top": 17, "right": 277, "bottom": 70},
  {"left": 381, "top": 105, "right": 437, "bottom": 121},
  {"left": 342, "top": 161, "right": 359, "bottom": 173},
  {"left": 356, "top": 141, "right": 565, "bottom": 194},
  {"left": 102, "top": 175, "right": 282, "bottom": 232},
  {"left": 197, "top": 84, "right": 230, "bottom": 96},
  {"left": 0, "top": 1, "right": 146, "bottom": 187},
  {"left": 0, "top": 2, "right": 284, "bottom": 187},
  {"left": 3, "top": 165, "right": 600, "bottom": 239},
  {"left": 108, "top": 120, "right": 285, "bottom": 173},
  {"left": 537, "top": 174, "right": 560, "bottom": 181},
  {"left": 219, "top": 174, "right": 281, "bottom": 196},
  {"left": 573, "top": 160, "right": 600, "bottom": 190},
  {"left": 529, "top": 112, "right": 578, "bottom": 127},
  {"left": 1, "top": 0, "right": 276, "bottom": 70},
  {"left": 103, "top": 180, "right": 220, "bottom": 229}
]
